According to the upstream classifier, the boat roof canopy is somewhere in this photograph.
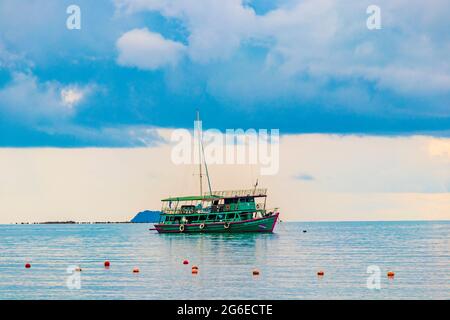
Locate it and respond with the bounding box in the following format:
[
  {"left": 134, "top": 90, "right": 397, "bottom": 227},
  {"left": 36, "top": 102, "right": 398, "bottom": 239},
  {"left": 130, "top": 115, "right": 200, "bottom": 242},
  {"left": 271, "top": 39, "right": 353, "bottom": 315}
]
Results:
[
  {"left": 161, "top": 189, "right": 268, "bottom": 202},
  {"left": 161, "top": 195, "right": 220, "bottom": 202}
]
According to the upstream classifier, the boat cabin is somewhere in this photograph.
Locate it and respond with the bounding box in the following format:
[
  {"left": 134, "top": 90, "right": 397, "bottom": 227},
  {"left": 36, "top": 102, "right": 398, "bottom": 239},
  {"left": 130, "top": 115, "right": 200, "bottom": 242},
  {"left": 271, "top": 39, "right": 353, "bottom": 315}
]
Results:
[{"left": 160, "top": 189, "right": 268, "bottom": 224}]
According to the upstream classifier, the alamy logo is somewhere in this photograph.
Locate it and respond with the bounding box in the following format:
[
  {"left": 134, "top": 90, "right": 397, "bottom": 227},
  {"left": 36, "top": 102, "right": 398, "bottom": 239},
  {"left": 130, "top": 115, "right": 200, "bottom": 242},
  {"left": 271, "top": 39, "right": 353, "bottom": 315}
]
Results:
[
  {"left": 366, "top": 5, "right": 382, "bottom": 30},
  {"left": 66, "top": 5, "right": 81, "bottom": 30},
  {"left": 366, "top": 265, "right": 381, "bottom": 290},
  {"left": 171, "top": 121, "right": 280, "bottom": 175},
  {"left": 66, "top": 265, "right": 81, "bottom": 290}
]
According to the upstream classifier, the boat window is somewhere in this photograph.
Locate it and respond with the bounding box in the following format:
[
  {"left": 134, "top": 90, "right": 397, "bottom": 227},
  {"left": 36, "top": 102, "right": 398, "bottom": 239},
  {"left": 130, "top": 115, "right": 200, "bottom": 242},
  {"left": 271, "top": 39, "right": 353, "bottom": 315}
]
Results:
[
  {"left": 224, "top": 198, "right": 238, "bottom": 204},
  {"left": 238, "top": 197, "right": 255, "bottom": 203},
  {"left": 240, "top": 212, "right": 252, "bottom": 220}
]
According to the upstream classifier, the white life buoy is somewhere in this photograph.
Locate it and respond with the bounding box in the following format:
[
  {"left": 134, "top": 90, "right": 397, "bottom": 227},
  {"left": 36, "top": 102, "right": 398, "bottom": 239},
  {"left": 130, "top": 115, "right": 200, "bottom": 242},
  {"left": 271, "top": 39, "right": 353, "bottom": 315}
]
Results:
[{"left": 179, "top": 224, "right": 185, "bottom": 232}]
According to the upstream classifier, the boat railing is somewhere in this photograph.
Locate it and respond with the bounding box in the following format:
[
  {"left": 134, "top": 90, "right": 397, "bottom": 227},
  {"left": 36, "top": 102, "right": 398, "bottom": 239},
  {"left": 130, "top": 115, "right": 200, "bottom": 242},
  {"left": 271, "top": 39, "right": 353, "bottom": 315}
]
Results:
[
  {"left": 162, "top": 208, "right": 210, "bottom": 215},
  {"left": 206, "top": 188, "right": 267, "bottom": 198},
  {"left": 162, "top": 205, "right": 267, "bottom": 215}
]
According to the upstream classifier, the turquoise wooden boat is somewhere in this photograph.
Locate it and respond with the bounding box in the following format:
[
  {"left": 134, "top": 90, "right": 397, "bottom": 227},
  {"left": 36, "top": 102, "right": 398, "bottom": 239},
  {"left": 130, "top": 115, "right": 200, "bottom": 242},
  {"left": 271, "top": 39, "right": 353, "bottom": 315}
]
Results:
[{"left": 154, "top": 189, "right": 279, "bottom": 233}]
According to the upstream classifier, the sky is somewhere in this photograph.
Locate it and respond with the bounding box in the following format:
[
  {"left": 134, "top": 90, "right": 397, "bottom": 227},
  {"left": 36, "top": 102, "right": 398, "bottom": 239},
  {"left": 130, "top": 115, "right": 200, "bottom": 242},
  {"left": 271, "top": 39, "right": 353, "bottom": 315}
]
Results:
[
  {"left": 1, "top": 134, "right": 449, "bottom": 223},
  {"left": 0, "top": 0, "right": 449, "bottom": 222}
]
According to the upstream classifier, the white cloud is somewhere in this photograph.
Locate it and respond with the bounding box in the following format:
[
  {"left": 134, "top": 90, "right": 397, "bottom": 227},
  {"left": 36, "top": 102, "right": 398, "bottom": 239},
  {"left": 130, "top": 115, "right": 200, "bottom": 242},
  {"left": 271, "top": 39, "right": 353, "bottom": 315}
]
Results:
[
  {"left": 114, "top": 0, "right": 450, "bottom": 97},
  {"left": 366, "top": 66, "right": 450, "bottom": 97},
  {"left": 60, "top": 86, "right": 94, "bottom": 108},
  {"left": 61, "top": 88, "right": 83, "bottom": 107},
  {"left": 36, "top": 124, "right": 164, "bottom": 147},
  {"left": 0, "top": 40, "right": 33, "bottom": 70},
  {"left": 0, "top": 72, "right": 96, "bottom": 123},
  {"left": 115, "top": 0, "right": 258, "bottom": 63},
  {"left": 116, "top": 28, "right": 186, "bottom": 70}
]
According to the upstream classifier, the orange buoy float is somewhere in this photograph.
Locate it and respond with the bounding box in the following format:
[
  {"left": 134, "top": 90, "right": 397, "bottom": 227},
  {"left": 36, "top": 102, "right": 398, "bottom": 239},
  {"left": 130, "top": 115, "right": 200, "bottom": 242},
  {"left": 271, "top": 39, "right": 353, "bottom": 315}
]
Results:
[
  {"left": 192, "top": 268, "right": 198, "bottom": 275},
  {"left": 75, "top": 266, "right": 82, "bottom": 272},
  {"left": 133, "top": 267, "right": 140, "bottom": 273},
  {"left": 387, "top": 271, "right": 395, "bottom": 278},
  {"left": 317, "top": 270, "right": 324, "bottom": 276},
  {"left": 25, "top": 263, "right": 31, "bottom": 269},
  {"left": 104, "top": 261, "right": 110, "bottom": 268},
  {"left": 183, "top": 259, "right": 189, "bottom": 265},
  {"left": 252, "top": 269, "right": 260, "bottom": 276},
  {"left": 192, "top": 265, "right": 198, "bottom": 270}
]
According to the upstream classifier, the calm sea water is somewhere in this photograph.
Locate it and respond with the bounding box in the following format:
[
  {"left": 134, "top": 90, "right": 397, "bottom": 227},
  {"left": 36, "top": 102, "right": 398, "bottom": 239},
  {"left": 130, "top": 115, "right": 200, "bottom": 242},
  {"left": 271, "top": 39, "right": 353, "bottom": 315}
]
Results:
[{"left": 0, "top": 221, "right": 448, "bottom": 300}]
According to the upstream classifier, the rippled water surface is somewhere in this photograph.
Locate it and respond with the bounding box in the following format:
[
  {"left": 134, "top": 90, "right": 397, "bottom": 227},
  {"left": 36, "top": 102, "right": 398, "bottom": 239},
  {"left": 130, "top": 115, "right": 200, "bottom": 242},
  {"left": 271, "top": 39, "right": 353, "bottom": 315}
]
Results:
[{"left": 0, "top": 221, "right": 448, "bottom": 299}]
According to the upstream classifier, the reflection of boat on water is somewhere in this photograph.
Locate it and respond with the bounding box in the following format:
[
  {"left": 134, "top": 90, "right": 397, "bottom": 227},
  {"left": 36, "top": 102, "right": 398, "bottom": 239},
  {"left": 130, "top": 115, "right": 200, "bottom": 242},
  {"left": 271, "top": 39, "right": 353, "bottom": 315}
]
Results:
[{"left": 153, "top": 112, "right": 280, "bottom": 234}]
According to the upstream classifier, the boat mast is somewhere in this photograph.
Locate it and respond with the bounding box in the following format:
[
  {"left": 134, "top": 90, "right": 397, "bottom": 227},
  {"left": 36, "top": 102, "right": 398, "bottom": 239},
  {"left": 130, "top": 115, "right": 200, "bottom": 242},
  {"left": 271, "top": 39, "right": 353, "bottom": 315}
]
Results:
[
  {"left": 201, "top": 134, "right": 213, "bottom": 196},
  {"left": 253, "top": 179, "right": 258, "bottom": 194},
  {"left": 197, "top": 111, "right": 213, "bottom": 196},
  {"left": 197, "top": 111, "right": 203, "bottom": 197}
]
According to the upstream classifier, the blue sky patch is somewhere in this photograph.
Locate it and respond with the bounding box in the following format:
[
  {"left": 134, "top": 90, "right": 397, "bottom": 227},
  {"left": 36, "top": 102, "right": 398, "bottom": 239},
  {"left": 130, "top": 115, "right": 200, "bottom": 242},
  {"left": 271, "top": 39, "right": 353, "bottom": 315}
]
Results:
[{"left": 0, "top": 0, "right": 449, "bottom": 146}]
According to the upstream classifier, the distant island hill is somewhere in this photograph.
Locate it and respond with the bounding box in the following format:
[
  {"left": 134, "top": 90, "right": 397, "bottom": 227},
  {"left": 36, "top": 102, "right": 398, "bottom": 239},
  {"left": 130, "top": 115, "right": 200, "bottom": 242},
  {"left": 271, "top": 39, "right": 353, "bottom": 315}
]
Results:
[{"left": 17, "top": 210, "right": 161, "bottom": 224}]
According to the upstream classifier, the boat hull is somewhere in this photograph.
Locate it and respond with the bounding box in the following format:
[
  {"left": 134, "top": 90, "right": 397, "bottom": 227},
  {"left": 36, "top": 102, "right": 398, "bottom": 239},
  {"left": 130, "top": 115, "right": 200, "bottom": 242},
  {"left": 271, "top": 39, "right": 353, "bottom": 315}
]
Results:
[{"left": 154, "top": 212, "right": 279, "bottom": 234}]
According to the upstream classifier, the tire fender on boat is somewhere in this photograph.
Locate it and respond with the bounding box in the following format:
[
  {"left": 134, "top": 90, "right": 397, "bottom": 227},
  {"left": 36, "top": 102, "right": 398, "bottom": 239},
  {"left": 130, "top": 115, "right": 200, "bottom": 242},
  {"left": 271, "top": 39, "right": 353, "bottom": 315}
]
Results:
[
  {"left": 179, "top": 224, "right": 185, "bottom": 232},
  {"left": 199, "top": 223, "right": 205, "bottom": 230},
  {"left": 224, "top": 222, "right": 230, "bottom": 229}
]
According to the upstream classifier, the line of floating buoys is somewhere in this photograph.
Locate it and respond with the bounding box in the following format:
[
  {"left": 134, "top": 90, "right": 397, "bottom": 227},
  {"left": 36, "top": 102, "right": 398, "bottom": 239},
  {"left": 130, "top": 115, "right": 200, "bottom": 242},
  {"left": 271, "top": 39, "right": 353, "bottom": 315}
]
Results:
[{"left": 20, "top": 258, "right": 396, "bottom": 282}]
